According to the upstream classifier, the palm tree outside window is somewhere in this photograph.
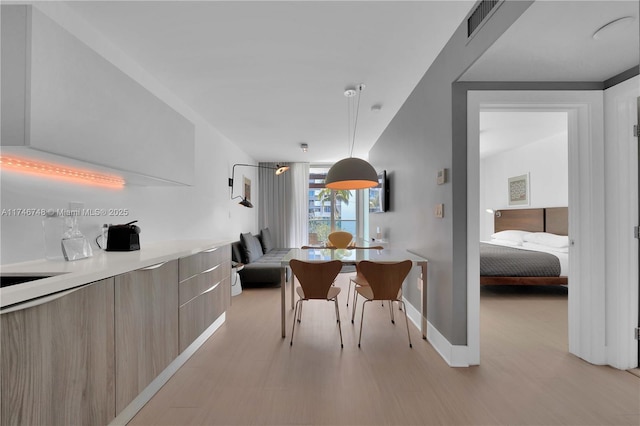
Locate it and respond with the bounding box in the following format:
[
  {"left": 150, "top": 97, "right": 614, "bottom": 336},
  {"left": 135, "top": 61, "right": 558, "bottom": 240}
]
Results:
[{"left": 308, "top": 167, "right": 358, "bottom": 245}]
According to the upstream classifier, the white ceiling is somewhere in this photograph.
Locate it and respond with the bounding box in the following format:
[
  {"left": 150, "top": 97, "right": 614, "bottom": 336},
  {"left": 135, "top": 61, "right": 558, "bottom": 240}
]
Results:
[
  {"left": 63, "top": 0, "right": 475, "bottom": 164},
  {"left": 60, "top": 1, "right": 638, "bottom": 164},
  {"left": 460, "top": 0, "right": 639, "bottom": 82}
]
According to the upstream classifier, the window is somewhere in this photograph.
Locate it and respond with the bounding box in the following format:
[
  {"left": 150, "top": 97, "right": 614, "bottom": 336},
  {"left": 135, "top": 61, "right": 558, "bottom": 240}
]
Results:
[{"left": 308, "top": 167, "right": 358, "bottom": 244}]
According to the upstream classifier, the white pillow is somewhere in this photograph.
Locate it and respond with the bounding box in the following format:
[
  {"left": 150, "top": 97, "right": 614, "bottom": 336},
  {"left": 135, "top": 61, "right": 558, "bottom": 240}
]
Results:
[
  {"left": 523, "top": 241, "right": 569, "bottom": 253},
  {"left": 490, "top": 230, "right": 531, "bottom": 244},
  {"left": 523, "top": 232, "right": 569, "bottom": 248},
  {"left": 490, "top": 238, "right": 522, "bottom": 247}
]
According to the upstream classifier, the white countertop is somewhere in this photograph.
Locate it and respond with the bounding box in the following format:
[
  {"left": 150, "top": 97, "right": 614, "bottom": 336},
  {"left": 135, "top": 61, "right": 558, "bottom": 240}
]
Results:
[{"left": 0, "top": 240, "right": 231, "bottom": 309}]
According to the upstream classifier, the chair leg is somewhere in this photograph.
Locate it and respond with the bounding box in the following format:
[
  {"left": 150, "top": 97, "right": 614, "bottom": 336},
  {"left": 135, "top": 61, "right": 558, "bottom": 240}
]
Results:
[
  {"left": 290, "top": 299, "right": 301, "bottom": 346},
  {"left": 351, "top": 290, "right": 359, "bottom": 324},
  {"left": 346, "top": 279, "right": 352, "bottom": 306},
  {"left": 400, "top": 301, "right": 413, "bottom": 348},
  {"left": 297, "top": 299, "right": 303, "bottom": 323},
  {"left": 358, "top": 300, "right": 370, "bottom": 348},
  {"left": 334, "top": 298, "right": 344, "bottom": 348},
  {"left": 389, "top": 301, "right": 395, "bottom": 324}
]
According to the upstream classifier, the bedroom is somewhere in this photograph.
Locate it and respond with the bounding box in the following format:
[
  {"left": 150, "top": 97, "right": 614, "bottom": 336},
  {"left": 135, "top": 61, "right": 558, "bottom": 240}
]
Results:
[{"left": 478, "top": 110, "right": 570, "bottom": 349}]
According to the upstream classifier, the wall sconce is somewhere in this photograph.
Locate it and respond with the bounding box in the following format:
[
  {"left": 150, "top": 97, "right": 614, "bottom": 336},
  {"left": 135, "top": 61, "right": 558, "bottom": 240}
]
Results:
[
  {"left": 486, "top": 209, "right": 502, "bottom": 217},
  {"left": 228, "top": 163, "right": 289, "bottom": 208}
]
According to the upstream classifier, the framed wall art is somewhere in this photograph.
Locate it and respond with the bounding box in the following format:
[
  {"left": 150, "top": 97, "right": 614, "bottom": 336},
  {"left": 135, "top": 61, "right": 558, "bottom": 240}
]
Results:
[{"left": 508, "top": 173, "right": 529, "bottom": 206}]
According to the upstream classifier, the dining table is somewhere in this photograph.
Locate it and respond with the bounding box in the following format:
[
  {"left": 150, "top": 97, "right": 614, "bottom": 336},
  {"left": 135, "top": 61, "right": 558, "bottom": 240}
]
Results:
[{"left": 279, "top": 247, "right": 428, "bottom": 338}]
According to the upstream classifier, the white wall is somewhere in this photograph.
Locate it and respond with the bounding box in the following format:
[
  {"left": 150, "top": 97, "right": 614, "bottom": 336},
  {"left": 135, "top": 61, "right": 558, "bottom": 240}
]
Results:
[
  {"left": 0, "top": 3, "right": 258, "bottom": 265},
  {"left": 479, "top": 131, "right": 568, "bottom": 240}
]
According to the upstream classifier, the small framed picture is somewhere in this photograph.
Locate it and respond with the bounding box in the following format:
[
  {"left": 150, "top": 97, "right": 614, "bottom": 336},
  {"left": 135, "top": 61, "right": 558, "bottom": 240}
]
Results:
[
  {"left": 508, "top": 173, "right": 529, "bottom": 206},
  {"left": 243, "top": 176, "right": 251, "bottom": 202}
]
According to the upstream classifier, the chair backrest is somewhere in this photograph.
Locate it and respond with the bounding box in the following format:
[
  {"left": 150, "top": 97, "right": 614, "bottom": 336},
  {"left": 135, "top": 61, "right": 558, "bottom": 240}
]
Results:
[
  {"left": 290, "top": 259, "right": 343, "bottom": 299},
  {"left": 357, "top": 260, "right": 412, "bottom": 300},
  {"left": 327, "top": 231, "right": 353, "bottom": 248}
]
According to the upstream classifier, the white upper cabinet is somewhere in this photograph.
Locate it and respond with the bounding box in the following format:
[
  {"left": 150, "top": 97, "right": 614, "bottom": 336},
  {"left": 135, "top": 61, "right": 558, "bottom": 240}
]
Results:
[{"left": 1, "top": 5, "right": 195, "bottom": 186}]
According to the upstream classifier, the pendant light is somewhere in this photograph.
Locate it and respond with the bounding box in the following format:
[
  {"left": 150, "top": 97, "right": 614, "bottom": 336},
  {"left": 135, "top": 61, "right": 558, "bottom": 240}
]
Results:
[{"left": 325, "top": 84, "right": 378, "bottom": 190}]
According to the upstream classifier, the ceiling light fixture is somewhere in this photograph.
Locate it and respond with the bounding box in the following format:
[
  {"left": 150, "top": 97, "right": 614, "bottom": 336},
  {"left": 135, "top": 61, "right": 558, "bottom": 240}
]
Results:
[
  {"left": 325, "top": 84, "right": 378, "bottom": 190},
  {"left": 228, "top": 163, "right": 289, "bottom": 208},
  {"left": 592, "top": 16, "right": 635, "bottom": 40},
  {"left": 300, "top": 143, "right": 308, "bottom": 152}
]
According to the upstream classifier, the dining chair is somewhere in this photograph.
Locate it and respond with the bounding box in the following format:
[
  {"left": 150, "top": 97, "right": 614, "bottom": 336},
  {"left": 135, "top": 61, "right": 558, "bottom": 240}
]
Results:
[
  {"left": 289, "top": 259, "right": 345, "bottom": 348},
  {"left": 327, "top": 231, "right": 353, "bottom": 249},
  {"left": 353, "top": 260, "right": 413, "bottom": 348},
  {"left": 345, "top": 245, "right": 384, "bottom": 307}
]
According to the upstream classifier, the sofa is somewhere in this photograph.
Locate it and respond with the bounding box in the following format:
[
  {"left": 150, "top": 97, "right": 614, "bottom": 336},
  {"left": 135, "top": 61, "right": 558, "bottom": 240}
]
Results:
[{"left": 231, "top": 228, "right": 291, "bottom": 287}]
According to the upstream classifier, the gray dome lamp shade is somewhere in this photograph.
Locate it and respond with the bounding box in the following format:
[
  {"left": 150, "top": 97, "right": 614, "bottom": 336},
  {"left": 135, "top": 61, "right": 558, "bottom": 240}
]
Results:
[
  {"left": 325, "top": 83, "right": 378, "bottom": 190},
  {"left": 325, "top": 157, "right": 378, "bottom": 190}
]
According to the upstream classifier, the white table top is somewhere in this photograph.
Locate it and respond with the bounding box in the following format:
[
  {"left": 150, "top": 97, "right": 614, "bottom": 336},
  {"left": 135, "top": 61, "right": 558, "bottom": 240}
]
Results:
[
  {"left": 1, "top": 239, "right": 231, "bottom": 309},
  {"left": 281, "top": 248, "right": 428, "bottom": 265}
]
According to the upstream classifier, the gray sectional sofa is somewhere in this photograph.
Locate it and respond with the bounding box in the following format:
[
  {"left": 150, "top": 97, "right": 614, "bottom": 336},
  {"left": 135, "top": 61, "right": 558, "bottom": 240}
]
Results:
[{"left": 231, "top": 228, "right": 290, "bottom": 287}]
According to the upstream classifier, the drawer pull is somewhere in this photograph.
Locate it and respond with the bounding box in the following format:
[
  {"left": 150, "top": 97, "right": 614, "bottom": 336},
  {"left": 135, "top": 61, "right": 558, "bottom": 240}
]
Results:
[
  {"left": 202, "top": 247, "right": 219, "bottom": 253},
  {"left": 202, "top": 264, "right": 220, "bottom": 274},
  {"left": 140, "top": 262, "right": 167, "bottom": 271},
  {"left": 2, "top": 284, "right": 91, "bottom": 314},
  {"left": 202, "top": 281, "right": 221, "bottom": 294}
]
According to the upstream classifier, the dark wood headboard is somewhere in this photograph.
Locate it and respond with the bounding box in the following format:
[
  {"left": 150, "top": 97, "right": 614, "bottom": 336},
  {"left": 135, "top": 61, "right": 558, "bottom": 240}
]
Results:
[
  {"left": 494, "top": 208, "right": 544, "bottom": 233},
  {"left": 494, "top": 207, "right": 568, "bottom": 236},
  {"left": 545, "top": 207, "right": 568, "bottom": 236}
]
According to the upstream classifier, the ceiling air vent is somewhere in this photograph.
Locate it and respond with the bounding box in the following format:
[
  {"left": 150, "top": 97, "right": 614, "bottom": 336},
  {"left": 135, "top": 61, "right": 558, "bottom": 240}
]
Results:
[{"left": 467, "top": 0, "right": 502, "bottom": 38}]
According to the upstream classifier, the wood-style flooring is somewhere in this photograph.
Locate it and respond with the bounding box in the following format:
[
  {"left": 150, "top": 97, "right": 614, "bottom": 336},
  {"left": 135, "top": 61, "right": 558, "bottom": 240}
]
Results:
[{"left": 130, "top": 276, "right": 640, "bottom": 425}]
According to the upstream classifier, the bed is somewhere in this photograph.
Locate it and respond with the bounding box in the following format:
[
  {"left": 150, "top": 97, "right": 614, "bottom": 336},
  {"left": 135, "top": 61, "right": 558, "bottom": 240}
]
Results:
[{"left": 480, "top": 207, "right": 569, "bottom": 285}]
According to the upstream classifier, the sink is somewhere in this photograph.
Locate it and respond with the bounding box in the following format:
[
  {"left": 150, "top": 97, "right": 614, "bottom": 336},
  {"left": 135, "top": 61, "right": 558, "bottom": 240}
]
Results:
[{"left": 0, "top": 274, "right": 65, "bottom": 288}]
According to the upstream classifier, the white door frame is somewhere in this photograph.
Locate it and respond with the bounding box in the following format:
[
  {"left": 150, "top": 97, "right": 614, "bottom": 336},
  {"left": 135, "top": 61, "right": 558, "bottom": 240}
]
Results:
[{"left": 467, "top": 90, "right": 607, "bottom": 366}]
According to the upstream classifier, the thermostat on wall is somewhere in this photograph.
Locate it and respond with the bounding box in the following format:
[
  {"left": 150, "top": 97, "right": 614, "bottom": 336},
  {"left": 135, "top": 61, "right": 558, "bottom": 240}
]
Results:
[{"left": 437, "top": 168, "right": 448, "bottom": 185}]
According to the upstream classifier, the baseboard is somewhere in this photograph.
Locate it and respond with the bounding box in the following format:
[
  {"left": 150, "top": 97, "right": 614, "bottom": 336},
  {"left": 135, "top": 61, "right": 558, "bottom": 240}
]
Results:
[
  {"left": 402, "top": 297, "right": 470, "bottom": 367},
  {"left": 109, "top": 313, "right": 226, "bottom": 426}
]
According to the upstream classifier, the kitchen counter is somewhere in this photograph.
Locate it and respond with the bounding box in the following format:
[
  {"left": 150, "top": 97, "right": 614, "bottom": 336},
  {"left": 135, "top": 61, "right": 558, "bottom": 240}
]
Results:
[{"left": 0, "top": 240, "right": 231, "bottom": 309}]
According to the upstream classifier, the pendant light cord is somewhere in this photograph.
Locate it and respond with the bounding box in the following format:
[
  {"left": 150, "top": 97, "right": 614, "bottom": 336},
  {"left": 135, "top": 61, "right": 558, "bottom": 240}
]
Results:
[{"left": 349, "top": 85, "right": 362, "bottom": 158}]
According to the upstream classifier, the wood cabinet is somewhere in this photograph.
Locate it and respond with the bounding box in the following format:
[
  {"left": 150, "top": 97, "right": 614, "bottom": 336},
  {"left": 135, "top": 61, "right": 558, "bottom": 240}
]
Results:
[
  {"left": 1, "top": 278, "right": 116, "bottom": 425},
  {"left": 178, "top": 245, "right": 231, "bottom": 352},
  {"left": 0, "top": 242, "right": 231, "bottom": 424},
  {"left": 114, "top": 260, "right": 179, "bottom": 413}
]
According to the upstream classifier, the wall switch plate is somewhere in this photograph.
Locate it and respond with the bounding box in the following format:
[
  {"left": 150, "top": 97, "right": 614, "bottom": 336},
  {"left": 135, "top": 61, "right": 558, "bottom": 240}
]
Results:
[
  {"left": 435, "top": 204, "right": 444, "bottom": 218},
  {"left": 437, "top": 168, "right": 447, "bottom": 185}
]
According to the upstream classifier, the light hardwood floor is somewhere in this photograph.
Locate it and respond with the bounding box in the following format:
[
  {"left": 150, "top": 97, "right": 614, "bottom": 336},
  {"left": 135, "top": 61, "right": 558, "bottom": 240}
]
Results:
[{"left": 130, "top": 275, "right": 640, "bottom": 425}]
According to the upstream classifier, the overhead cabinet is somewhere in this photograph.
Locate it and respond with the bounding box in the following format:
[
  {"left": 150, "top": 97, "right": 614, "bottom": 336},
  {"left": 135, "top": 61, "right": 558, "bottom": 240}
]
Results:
[{"left": 0, "top": 5, "right": 195, "bottom": 186}]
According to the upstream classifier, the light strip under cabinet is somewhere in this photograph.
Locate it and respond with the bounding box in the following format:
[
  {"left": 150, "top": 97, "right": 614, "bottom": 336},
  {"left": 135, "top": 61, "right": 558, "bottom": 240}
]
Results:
[{"left": 0, "top": 155, "right": 125, "bottom": 188}]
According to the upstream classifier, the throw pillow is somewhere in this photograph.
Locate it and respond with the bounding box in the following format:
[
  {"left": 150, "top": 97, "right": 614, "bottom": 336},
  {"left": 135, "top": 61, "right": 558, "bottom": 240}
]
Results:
[
  {"left": 240, "top": 232, "right": 263, "bottom": 263},
  {"left": 260, "top": 227, "right": 275, "bottom": 253}
]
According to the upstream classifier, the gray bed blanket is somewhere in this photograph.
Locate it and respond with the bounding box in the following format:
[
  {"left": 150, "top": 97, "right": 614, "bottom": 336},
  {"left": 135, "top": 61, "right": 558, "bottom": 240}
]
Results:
[{"left": 480, "top": 243, "right": 561, "bottom": 277}]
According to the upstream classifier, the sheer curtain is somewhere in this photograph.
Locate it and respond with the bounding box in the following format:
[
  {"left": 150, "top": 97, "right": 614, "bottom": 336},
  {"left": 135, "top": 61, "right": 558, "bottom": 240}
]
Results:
[{"left": 258, "top": 162, "right": 309, "bottom": 248}]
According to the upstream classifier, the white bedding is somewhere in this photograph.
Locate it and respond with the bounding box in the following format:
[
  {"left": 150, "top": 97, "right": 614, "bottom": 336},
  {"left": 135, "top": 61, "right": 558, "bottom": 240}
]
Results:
[{"left": 483, "top": 240, "right": 569, "bottom": 276}]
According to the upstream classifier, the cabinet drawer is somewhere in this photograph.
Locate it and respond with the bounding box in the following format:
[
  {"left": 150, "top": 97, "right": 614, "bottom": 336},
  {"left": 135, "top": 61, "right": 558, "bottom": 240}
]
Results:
[
  {"left": 179, "top": 261, "right": 229, "bottom": 307},
  {"left": 179, "top": 245, "right": 229, "bottom": 282},
  {"left": 179, "top": 277, "right": 229, "bottom": 352}
]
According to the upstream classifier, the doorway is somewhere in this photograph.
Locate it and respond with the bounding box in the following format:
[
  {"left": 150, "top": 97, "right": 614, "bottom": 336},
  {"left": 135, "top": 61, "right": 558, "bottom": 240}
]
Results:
[
  {"left": 466, "top": 90, "right": 608, "bottom": 367},
  {"left": 478, "top": 109, "right": 570, "bottom": 349}
]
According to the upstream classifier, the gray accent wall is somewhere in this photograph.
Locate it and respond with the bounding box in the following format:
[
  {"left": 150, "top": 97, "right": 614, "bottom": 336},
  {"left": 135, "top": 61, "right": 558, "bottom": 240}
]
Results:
[{"left": 368, "top": 1, "right": 534, "bottom": 345}]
